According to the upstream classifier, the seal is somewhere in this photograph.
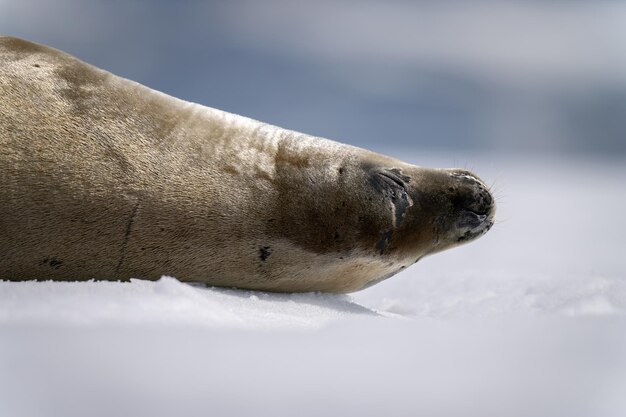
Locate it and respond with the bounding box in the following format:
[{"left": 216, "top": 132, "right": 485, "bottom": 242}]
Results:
[{"left": 0, "top": 36, "right": 495, "bottom": 293}]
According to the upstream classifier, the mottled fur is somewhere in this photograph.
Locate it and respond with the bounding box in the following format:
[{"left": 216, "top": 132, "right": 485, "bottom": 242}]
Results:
[{"left": 0, "top": 36, "right": 494, "bottom": 292}]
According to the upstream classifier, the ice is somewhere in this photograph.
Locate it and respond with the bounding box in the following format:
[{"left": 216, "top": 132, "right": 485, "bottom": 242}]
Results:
[{"left": 0, "top": 276, "right": 377, "bottom": 329}]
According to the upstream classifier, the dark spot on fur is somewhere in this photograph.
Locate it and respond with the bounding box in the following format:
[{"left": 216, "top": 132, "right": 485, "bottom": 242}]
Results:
[
  {"left": 49, "top": 259, "right": 63, "bottom": 269},
  {"left": 40, "top": 257, "right": 63, "bottom": 269},
  {"left": 375, "top": 230, "right": 393, "bottom": 255},
  {"left": 223, "top": 165, "right": 239, "bottom": 175},
  {"left": 51, "top": 61, "right": 135, "bottom": 174},
  {"left": 54, "top": 62, "right": 106, "bottom": 112},
  {"left": 260, "top": 246, "right": 272, "bottom": 261},
  {"left": 338, "top": 167, "right": 345, "bottom": 174},
  {"left": 33, "top": 63, "right": 40, "bottom": 68}
]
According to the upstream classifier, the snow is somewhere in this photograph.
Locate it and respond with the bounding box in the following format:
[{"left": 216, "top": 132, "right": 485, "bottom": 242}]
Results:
[
  {"left": 1, "top": 154, "right": 625, "bottom": 417},
  {"left": 0, "top": 277, "right": 378, "bottom": 329}
]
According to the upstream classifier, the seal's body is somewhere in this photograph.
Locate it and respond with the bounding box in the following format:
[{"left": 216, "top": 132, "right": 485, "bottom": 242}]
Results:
[{"left": 0, "top": 36, "right": 495, "bottom": 292}]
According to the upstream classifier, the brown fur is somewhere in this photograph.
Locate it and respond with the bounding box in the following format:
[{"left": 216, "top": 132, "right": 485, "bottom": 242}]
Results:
[{"left": 0, "top": 36, "right": 495, "bottom": 292}]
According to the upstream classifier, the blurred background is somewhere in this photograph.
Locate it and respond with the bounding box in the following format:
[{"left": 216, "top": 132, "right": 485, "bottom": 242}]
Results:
[{"left": 2, "top": 0, "right": 626, "bottom": 158}]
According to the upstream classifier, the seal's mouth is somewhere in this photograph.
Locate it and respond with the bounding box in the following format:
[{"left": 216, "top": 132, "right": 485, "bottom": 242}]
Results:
[{"left": 456, "top": 209, "right": 494, "bottom": 242}]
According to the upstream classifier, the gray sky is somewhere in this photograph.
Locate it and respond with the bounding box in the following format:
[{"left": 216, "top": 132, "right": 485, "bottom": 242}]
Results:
[{"left": 2, "top": 0, "right": 626, "bottom": 156}]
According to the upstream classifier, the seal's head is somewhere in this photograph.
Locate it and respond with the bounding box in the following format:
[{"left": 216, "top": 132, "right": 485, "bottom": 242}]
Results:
[{"left": 270, "top": 144, "right": 496, "bottom": 291}]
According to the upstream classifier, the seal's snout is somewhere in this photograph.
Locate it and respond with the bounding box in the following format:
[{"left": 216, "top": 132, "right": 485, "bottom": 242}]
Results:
[
  {"left": 447, "top": 169, "right": 496, "bottom": 243},
  {"left": 450, "top": 170, "right": 493, "bottom": 214}
]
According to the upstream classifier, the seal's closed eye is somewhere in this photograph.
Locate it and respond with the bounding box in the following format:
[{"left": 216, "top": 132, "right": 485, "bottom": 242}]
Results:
[
  {"left": 370, "top": 169, "right": 413, "bottom": 227},
  {"left": 370, "top": 168, "right": 410, "bottom": 193}
]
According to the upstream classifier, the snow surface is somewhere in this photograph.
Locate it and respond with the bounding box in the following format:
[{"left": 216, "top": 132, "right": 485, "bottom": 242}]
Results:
[{"left": 1, "top": 154, "right": 625, "bottom": 417}]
